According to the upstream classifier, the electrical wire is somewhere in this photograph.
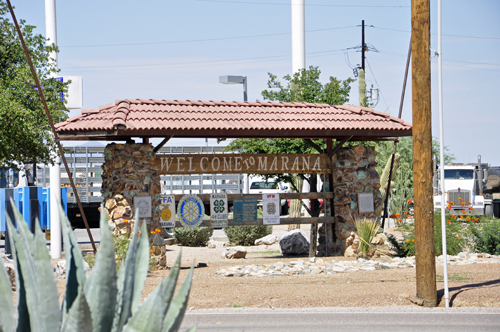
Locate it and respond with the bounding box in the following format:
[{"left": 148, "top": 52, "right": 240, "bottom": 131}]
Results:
[
  {"left": 60, "top": 25, "right": 357, "bottom": 48},
  {"left": 61, "top": 48, "right": 346, "bottom": 72},
  {"left": 365, "top": 57, "right": 388, "bottom": 110},
  {"left": 371, "top": 26, "right": 500, "bottom": 40},
  {"left": 193, "top": 0, "right": 409, "bottom": 8}
]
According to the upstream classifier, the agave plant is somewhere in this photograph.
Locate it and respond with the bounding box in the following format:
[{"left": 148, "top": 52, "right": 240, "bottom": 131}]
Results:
[
  {"left": 353, "top": 216, "right": 381, "bottom": 257},
  {"left": 0, "top": 201, "right": 195, "bottom": 332}
]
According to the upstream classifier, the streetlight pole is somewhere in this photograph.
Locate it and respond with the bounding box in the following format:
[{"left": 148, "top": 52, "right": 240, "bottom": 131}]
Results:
[
  {"left": 219, "top": 75, "right": 247, "bottom": 102},
  {"left": 219, "top": 75, "right": 248, "bottom": 193}
]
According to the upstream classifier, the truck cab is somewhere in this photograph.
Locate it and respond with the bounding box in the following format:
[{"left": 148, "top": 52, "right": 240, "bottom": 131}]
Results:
[{"left": 433, "top": 164, "right": 486, "bottom": 215}]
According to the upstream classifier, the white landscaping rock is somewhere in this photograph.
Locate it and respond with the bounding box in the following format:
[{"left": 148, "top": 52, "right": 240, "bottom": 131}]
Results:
[
  {"left": 221, "top": 247, "right": 247, "bottom": 259},
  {"left": 255, "top": 234, "right": 279, "bottom": 245},
  {"left": 55, "top": 260, "right": 91, "bottom": 279}
]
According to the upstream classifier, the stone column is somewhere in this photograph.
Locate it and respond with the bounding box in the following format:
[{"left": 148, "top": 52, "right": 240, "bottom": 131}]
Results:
[
  {"left": 100, "top": 143, "right": 162, "bottom": 236},
  {"left": 318, "top": 145, "right": 382, "bottom": 256}
]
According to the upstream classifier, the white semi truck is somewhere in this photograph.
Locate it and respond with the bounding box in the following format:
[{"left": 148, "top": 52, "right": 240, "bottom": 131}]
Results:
[{"left": 433, "top": 155, "right": 500, "bottom": 217}]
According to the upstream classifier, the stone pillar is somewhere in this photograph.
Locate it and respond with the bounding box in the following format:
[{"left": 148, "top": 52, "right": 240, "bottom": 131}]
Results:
[
  {"left": 100, "top": 143, "right": 162, "bottom": 236},
  {"left": 318, "top": 145, "right": 382, "bottom": 256}
]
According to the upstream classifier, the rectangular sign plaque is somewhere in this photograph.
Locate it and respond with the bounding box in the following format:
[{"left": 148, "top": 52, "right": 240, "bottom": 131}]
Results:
[
  {"left": 262, "top": 194, "right": 280, "bottom": 225},
  {"left": 233, "top": 198, "right": 258, "bottom": 223},
  {"left": 159, "top": 195, "right": 175, "bottom": 227},
  {"left": 210, "top": 193, "right": 228, "bottom": 228},
  {"left": 156, "top": 154, "right": 330, "bottom": 175}
]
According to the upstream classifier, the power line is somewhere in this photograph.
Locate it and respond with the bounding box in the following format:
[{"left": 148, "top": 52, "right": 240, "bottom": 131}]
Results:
[
  {"left": 194, "top": 0, "right": 409, "bottom": 8},
  {"left": 60, "top": 26, "right": 357, "bottom": 48},
  {"left": 371, "top": 26, "right": 500, "bottom": 40},
  {"left": 365, "top": 58, "right": 388, "bottom": 110},
  {"left": 61, "top": 48, "right": 346, "bottom": 72}
]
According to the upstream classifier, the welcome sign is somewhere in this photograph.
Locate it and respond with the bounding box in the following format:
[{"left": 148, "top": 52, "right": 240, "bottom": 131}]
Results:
[{"left": 156, "top": 154, "right": 330, "bottom": 175}]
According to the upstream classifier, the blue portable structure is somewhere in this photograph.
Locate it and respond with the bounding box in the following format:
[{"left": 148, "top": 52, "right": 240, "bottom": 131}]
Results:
[{"left": 0, "top": 187, "right": 67, "bottom": 232}]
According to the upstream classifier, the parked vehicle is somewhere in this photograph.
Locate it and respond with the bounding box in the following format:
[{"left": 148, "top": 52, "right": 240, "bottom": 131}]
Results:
[
  {"left": 433, "top": 155, "right": 500, "bottom": 216},
  {"left": 248, "top": 176, "right": 290, "bottom": 215}
]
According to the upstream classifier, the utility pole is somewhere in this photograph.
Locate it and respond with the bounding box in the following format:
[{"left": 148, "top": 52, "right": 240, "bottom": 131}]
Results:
[
  {"left": 411, "top": 0, "right": 437, "bottom": 307},
  {"left": 361, "top": 20, "right": 365, "bottom": 72}
]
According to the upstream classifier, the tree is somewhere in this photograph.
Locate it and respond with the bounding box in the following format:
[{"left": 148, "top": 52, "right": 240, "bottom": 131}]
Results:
[
  {"left": 226, "top": 66, "right": 355, "bottom": 218},
  {"left": 0, "top": 1, "right": 68, "bottom": 170},
  {"left": 375, "top": 137, "right": 455, "bottom": 217}
]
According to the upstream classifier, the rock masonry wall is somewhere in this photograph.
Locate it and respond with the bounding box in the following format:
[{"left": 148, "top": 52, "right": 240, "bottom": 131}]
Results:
[
  {"left": 318, "top": 145, "right": 383, "bottom": 256},
  {"left": 100, "top": 143, "right": 162, "bottom": 235}
]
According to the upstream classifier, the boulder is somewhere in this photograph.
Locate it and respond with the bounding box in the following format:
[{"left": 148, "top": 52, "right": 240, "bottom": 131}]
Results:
[
  {"left": 344, "top": 246, "right": 357, "bottom": 258},
  {"left": 255, "top": 234, "right": 279, "bottom": 246},
  {"left": 279, "top": 229, "right": 310, "bottom": 255},
  {"left": 221, "top": 247, "right": 247, "bottom": 259}
]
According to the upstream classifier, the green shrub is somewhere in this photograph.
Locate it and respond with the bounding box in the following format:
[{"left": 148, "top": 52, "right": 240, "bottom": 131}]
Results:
[
  {"left": 0, "top": 202, "right": 195, "bottom": 332},
  {"left": 224, "top": 225, "right": 272, "bottom": 246},
  {"left": 394, "top": 212, "right": 467, "bottom": 257},
  {"left": 471, "top": 220, "right": 500, "bottom": 255},
  {"left": 173, "top": 227, "right": 213, "bottom": 246}
]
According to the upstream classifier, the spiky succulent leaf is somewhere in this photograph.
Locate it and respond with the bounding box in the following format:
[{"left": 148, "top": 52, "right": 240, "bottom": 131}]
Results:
[
  {"left": 33, "top": 222, "right": 62, "bottom": 331},
  {"left": 184, "top": 326, "right": 197, "bottom": 332},
  {"left": 112, "top": 214, "right": 147, "bottom": 332},
  {"left": 162, "top": 265, "right": 194, "bottom": 332},
  {"left": 61, "top": 287, "right": 93, "bottom": 332},
  {"left": 0, "top": 254, "right": 15, "bottom": 332},
  {"left": 6, "top": 211, "right": 40, "bottom": 331},
  {"left": 123, "top": 253, "right": 182, "bottom": 332},
  {"left": 131, "top": 220, "right": 149, "bottom": 312},
  {"left": 85, "top": 212, "right": 117, "bottom": 332},
  {"left": 59, "top": 204, "right": 87, "bottom": 314}
]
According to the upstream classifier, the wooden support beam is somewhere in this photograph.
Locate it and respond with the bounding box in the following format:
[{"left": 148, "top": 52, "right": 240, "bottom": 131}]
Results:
[
  {"left": 412, "top": 0, "right": 437, "bottom": 307},
  {"left": 172, "top": 216, "right": 335, "bottom": 228},
  {"left": 304, "top": 139, "right": 323, "bottom": 154},
  {"left": 328, "top": 136, "right": 353, "bottom": 157},
  {"left": 153, "top": 136, "right": 173, "bottom": 153},
  {"left": 172, "top": 192, "right": 333, "bottom": 202}
]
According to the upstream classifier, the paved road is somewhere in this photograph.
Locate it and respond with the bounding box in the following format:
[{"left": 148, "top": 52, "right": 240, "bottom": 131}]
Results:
[{"left": 180, "top": 307, "right": 500, "bottom": 332}]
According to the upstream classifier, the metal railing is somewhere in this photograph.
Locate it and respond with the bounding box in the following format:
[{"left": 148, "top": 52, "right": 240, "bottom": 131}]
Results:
[{"left": 38, "top": 146, "right": 243, "bottom": 204}]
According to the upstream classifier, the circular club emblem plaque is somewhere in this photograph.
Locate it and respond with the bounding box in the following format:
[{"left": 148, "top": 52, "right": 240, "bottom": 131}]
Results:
[
  {"left": 178, "top": 194, "right": 205, "bottom": 229},
  {"left": 267, "top": 202, "right": 277, "bottom": 215}
]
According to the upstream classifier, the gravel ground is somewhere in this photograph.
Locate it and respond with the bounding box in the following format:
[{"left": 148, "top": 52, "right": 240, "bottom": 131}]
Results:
[{"left": 54, "top": 225, "right": 500, "bottom": 309}]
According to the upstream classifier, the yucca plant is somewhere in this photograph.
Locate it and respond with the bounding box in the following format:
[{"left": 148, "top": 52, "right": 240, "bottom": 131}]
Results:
[
  {"left": 0, "top": 200, "right": 195, "bottom": 332},
  {"left": 353, "top": 216, "right": 381, "bottom": 256}
]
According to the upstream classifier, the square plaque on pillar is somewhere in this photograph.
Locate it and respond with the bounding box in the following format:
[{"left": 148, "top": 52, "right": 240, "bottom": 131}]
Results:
[
  {"left": 357, "top": 193, "right": 374, "bottom": 213},
  {"left": 134, "top": 196, "right": 152, "bottom": 218}
]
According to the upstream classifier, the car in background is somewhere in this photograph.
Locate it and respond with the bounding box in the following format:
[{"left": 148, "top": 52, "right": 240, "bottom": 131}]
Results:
[{"left": 249, "top": 178, "right": 289, "bottom": 215}]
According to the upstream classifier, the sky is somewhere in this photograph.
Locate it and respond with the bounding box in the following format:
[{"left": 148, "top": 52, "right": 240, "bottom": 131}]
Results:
[{"left": 7, "top": 0, "right": 500, "bottom": 165}]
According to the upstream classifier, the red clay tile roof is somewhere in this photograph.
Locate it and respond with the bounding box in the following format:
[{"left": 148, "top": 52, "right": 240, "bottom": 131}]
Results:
[{"left": 55, "top": 99, "right": 412, "bottom": 141}]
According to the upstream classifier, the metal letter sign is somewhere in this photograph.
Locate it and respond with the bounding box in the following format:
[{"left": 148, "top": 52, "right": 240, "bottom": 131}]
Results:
[
  {"left": 210, "top": 193, "right": 228, "bottom": 228},
  {"left": 263, "top": 194, "right": 280, "bottom": 225},
  {"left": 178, "top": 194, "right": 205, "bottom": 229},
  {"left": 134, "top": 196, "right": 152, "bottom": 218},
  {"left": 159, "top": 195, "right": 175, "bottom": 228}
]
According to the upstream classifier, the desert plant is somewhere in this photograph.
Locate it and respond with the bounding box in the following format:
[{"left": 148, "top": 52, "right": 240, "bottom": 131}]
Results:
[
  {"left": 471, "top": 219, "right": 500, "bottom": 255},
  {"left": 173, "top": 227, "right": 213, "bottom": 247},
  {"left": 0, "top": 201, "right": 195, "bottom": 332},
  {"left": 395, "top": 212, "right": 467, "bottom": 257},
  {"left": 224, "top": 225, "right": 272, "bottom": 246},
  {"left": 353, "top": 216, "right": 381, "bottom": 256}
]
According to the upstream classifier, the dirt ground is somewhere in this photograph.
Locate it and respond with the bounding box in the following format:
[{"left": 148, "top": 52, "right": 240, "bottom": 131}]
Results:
[
  {"left": 139, "top": 243, "right": 500, "bottom": 309},
  {"left": 56, "top": 226, "right": 500, "bottom": 309}
]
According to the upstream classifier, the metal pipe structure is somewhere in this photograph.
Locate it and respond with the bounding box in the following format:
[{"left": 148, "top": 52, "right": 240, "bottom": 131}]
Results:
[
  {"left": 291, "top": 0, "right": 305, "bottom": 74},
  {"left": 45, "top": 0, "right": 62, "bottom": 259},
  {"left": 6, "top": 0, "right": 97, "bottom": 254},
  {"left": 438, "top": 0, "right": 450, "bottom": 308}
]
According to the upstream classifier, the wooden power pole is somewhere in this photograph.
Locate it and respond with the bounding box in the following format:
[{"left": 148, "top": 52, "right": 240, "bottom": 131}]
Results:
[{"left": 411, "top": 0, "right": 437, "bottom": 307}]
